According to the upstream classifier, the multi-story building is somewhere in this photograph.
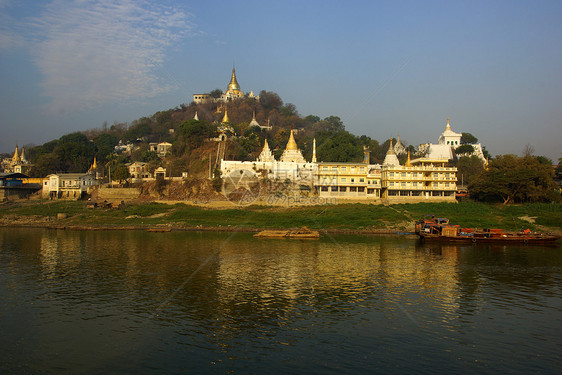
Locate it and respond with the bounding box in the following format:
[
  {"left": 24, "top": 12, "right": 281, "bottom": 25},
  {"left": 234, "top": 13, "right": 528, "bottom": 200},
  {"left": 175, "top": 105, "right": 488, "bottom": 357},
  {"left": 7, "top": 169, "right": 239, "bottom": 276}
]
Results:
[
  {"left": 381, "top": 158, "right": 457, "bottom": 201},
  {"left": 312, "top": 140, "right": 457, "bottom": 202},
  {"left": 42, "top": 173, "right": 97, "bottom": 199},
  {"left": 315, "top": 162, "right": 382, "bottom": 199}
]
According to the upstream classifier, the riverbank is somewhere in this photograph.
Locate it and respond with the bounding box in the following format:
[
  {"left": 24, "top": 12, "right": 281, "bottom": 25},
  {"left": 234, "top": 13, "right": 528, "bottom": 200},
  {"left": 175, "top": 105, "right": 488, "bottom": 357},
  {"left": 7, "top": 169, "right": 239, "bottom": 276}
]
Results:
[{"left": 1, "top": 200, "right": 561, "bottom": 236}]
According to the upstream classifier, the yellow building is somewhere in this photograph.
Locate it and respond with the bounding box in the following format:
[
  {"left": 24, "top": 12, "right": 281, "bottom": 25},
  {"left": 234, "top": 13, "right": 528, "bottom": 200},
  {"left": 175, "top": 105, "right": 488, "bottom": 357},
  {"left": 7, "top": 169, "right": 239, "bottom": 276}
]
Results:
[
  {"left": 313, "top": 141, "right": 457, "bottom": 203},
  {"left": 381, "top": 158, "right": 457, "bottom": 201},
  {"left": 315, "top": 162, "right": 381, "bottom": 199}
]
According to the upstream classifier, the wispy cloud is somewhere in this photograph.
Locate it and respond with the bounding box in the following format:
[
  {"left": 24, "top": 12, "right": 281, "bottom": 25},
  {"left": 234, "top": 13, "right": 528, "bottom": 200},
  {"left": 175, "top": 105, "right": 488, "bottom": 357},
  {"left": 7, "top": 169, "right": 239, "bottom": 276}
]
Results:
[{"left": 27, "top": 0, "right": 194, "bottom": 113}]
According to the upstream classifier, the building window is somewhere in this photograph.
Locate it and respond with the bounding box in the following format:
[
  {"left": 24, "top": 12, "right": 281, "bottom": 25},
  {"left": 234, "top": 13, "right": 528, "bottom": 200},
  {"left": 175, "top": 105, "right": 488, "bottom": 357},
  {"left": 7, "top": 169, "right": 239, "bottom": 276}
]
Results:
[
  {"left": 350, "top": 187, "right": 357, "bottom": 192},
  {"left": 331, "top": 186, "right": 337, "bottom": 192},
  {"left": 321, "top": 186, "right": 328, "bottom": 192},
  {"left": 401, "top": 181, "right": 406, "bottom": 187},
  {"left": 389, "top": 182, "right": 394, "bottom": 187},
  {"left": 360, "top": 167, "right": 365, "bottom": 172},
  {"left": 351, "top": 178, "right": 355, "bottom": 183},
  {"left": 359, "top": 178, "right": 364, "bottom": 183},
  {"left": 339, "top": 186, "right": 346, "bottom": 192},
  {"left": 340, "top": 167, "right": 347, "bottom": 171},
  {"left": 401, "top": 172, "right": 406, "bottom": 178},
  {"left": 341, "top": 178, "right": 347, "bottom": 182},
  {"left": 358, "top": 187, "right": 365, "bottom": 192},
  {"left": 389, "top": 172, "right": 394, "bottom": 177},
  {"left": 367, "top": 188, "right": 374, "bottom": 194}
]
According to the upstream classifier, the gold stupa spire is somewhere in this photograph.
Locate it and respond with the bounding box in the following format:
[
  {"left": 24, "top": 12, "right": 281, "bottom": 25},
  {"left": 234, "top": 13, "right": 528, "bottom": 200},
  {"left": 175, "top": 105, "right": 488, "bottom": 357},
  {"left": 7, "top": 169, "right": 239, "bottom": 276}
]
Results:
[
  {"left": 222, "top": 108, "right": 229, "bottom": 123},
  {"left": 446, "top": 117, "right": 451, "bottom": 130},
  {"left": 227, "top": 66, "right": 241, "bottom": 94},
  {"left": 12, "top": 144, "right": 20, "bottom": 163},
  {"left": 286, "top": 129, "right": 298, "bottom": 151},
  {"left": 405, "top": 150, "right": 412, "bottom": 167}
]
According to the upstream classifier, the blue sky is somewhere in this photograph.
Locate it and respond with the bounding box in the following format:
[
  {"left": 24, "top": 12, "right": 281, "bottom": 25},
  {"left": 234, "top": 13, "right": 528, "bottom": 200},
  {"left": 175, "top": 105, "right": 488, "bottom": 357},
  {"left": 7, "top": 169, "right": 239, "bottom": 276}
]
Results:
[{"left": 1, "top": 0, "right": 561, "bottom": 161}]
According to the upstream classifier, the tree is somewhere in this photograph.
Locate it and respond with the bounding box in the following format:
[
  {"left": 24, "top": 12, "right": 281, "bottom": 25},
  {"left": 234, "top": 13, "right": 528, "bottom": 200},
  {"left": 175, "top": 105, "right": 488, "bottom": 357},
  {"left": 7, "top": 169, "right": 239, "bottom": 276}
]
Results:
[
  {"left": 259, "top": 91, "right": 283, "bottom": 110},
  {"left": 461, "top": 132, "right": 478, "bottom": 144},
  {"left": 210, "top": 89, "right": 222, "bottom": 99},
  {"left": 179, "top": 119, "right": 217, "bottom": 148},
  {"left": 455, "top": 144, "right": 475, "bottom": 155},
  {"left": 112, "top": 165, "right": 130, "bottom": 184},
  {"left": 470, "top": 154, "right": 558, "bottom": 204},
  {"left": 456, "top": 155, "right": 484, "bottom": 186},
  {"left": 93, "top": 133, "right": 119, "bottom": 165},
  {"left": 54, "top": 132, "right": 96, "bottom": 173},
  {"left": 316, "top": 130, "right": 363, "bottom": 162}
]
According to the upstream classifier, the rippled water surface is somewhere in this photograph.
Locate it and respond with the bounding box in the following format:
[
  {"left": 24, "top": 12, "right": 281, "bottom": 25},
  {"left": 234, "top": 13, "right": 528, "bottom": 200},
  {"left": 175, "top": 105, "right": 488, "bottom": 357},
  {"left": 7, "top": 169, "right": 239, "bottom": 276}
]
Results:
[{"left": 1, "top": 228, "right": 561, "bottom": 374}]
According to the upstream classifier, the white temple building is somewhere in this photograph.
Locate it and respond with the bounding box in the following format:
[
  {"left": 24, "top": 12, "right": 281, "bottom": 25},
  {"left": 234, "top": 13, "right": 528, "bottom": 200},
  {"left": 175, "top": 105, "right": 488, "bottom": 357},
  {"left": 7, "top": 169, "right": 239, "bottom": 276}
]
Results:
[
  {"left": 220, "top": 129, "right": 317, "bottom": 183},
  {"left": 418, "top": 118, "right": 486, "bottom": 162}
]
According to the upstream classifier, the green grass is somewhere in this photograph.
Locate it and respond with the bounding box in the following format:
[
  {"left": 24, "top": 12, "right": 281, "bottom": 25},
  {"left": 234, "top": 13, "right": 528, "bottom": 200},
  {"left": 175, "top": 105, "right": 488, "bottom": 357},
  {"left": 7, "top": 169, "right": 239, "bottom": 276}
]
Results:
[{"left": 1, "top": 200, "right": 560, "bottom": 231}]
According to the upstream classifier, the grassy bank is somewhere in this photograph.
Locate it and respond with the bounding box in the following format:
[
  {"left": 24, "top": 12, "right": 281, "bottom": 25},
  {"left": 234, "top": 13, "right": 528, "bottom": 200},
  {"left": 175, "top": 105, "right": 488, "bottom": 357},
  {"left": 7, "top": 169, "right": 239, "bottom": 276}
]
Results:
[{"left": 1, "top": 200, "right": 560, "bottom": 233}]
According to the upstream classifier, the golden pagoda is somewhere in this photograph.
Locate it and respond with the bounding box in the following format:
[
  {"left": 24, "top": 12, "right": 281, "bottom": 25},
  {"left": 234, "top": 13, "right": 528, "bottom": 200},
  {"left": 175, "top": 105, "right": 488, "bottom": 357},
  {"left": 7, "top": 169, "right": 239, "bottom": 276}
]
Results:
[
  {"left": 286, "top": 129, "right": 298, "bottom": 151},
  {"left": 280, "top": 129, "right": 306, "bottom": 163},
  {"left": 225, "top": 67, "right": 243, "bottom": 97}
]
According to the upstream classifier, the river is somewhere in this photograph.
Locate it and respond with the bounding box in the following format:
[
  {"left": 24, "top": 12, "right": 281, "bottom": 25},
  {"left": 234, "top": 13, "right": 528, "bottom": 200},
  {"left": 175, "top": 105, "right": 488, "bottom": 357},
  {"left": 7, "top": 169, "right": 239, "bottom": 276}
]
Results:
[{"left": 1, "top": 228, "right": 560, "bottom": 374}]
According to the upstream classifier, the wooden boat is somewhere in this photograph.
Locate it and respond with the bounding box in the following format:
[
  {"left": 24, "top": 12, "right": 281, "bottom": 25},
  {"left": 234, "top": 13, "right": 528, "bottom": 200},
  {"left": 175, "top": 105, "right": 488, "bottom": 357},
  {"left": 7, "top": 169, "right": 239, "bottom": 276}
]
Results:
[
  {"left": 415, "top": 215, "right": 561, "bottom": 244},
  {"left": 254, "top": 226, "right": 320, "bottom": 239}
]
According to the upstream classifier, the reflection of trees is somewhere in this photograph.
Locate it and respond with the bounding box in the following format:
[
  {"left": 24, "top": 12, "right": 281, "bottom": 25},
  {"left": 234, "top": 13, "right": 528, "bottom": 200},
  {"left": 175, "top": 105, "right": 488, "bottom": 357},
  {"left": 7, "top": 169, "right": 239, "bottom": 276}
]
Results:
[{"left": 6, "top": 228, "right": 560, "bottom": 360}]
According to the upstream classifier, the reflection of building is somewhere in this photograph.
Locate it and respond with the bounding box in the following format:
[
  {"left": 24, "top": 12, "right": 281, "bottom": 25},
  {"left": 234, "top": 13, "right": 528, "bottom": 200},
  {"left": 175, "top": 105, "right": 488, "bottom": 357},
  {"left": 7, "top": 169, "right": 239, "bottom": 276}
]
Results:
[
  {"left": 42, "top": 173, "right": 98, "bottom": 199},
  {"left": 193, "top": 67, "right": 259, "bottom": 104}
]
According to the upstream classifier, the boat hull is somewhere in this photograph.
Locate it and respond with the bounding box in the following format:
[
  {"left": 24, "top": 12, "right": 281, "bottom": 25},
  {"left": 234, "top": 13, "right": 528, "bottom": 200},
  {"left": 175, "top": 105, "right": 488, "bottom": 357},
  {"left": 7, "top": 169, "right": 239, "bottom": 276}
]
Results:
[{"left": 418, "top": 233, "right": 561, "bottom": 244}]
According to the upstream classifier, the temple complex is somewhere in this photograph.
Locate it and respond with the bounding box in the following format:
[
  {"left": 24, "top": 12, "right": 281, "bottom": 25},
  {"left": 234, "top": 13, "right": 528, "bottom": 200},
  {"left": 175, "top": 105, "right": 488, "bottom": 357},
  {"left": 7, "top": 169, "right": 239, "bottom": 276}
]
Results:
[
  {"left": 417, "top": 118, "right": 486, "bottom": 162},
  {"left": 193, "top": 67, "right": 259, "bottom": 104}
]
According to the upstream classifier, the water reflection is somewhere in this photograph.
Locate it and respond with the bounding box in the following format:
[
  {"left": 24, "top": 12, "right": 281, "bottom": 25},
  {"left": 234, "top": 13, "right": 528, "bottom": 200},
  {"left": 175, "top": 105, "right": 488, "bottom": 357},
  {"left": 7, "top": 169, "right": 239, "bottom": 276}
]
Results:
[{"left": 0, "top": 228, "right": 560, "bottom": 374}]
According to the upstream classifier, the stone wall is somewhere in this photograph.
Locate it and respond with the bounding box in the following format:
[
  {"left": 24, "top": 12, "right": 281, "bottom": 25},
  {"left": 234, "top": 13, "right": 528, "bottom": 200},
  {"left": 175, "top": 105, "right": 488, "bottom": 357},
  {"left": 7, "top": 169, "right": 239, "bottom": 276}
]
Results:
[{"left": 96, "top": 187, "right": 140, "bottom": 201}]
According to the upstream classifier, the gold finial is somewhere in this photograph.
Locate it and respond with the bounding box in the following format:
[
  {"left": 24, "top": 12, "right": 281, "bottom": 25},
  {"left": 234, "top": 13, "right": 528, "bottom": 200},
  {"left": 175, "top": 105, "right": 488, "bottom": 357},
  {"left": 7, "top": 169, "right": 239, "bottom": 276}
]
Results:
[
  {"left": 286, "top": 129, "right": 298, "bottom": 151},
  {"left": 405, "top": 150, "right": 412, "bottom": 167},
  {"left": 222, "top": 108, "right": 229, "bottom": 123}
]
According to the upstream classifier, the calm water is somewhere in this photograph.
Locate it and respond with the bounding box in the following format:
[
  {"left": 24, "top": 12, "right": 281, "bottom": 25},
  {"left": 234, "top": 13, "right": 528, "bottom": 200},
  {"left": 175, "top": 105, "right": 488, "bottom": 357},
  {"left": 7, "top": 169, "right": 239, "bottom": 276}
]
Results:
[{"left": 0, "top": 228, "right": 561, "bottom": 374}]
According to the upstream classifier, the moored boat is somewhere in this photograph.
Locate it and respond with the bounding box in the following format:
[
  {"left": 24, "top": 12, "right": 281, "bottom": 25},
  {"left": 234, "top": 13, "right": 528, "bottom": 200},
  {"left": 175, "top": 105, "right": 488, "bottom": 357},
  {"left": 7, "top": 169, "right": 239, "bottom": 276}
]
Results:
[
  {"left": 415, "top": 215, "right": 561, "bottom": 244},
  {"left": 254, "top": 226, "right": 320, "bottom": 239}
]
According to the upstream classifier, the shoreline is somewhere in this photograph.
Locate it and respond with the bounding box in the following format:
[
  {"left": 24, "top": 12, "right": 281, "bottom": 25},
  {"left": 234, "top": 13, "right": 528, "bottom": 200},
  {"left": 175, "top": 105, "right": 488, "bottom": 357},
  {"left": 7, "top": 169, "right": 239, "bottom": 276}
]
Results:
[
  {"left": 0, "top": 219, "right": 409, "bottom": 236},
  {"left": 1, "top": 200, "right": 561, "bottom": 238}
]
